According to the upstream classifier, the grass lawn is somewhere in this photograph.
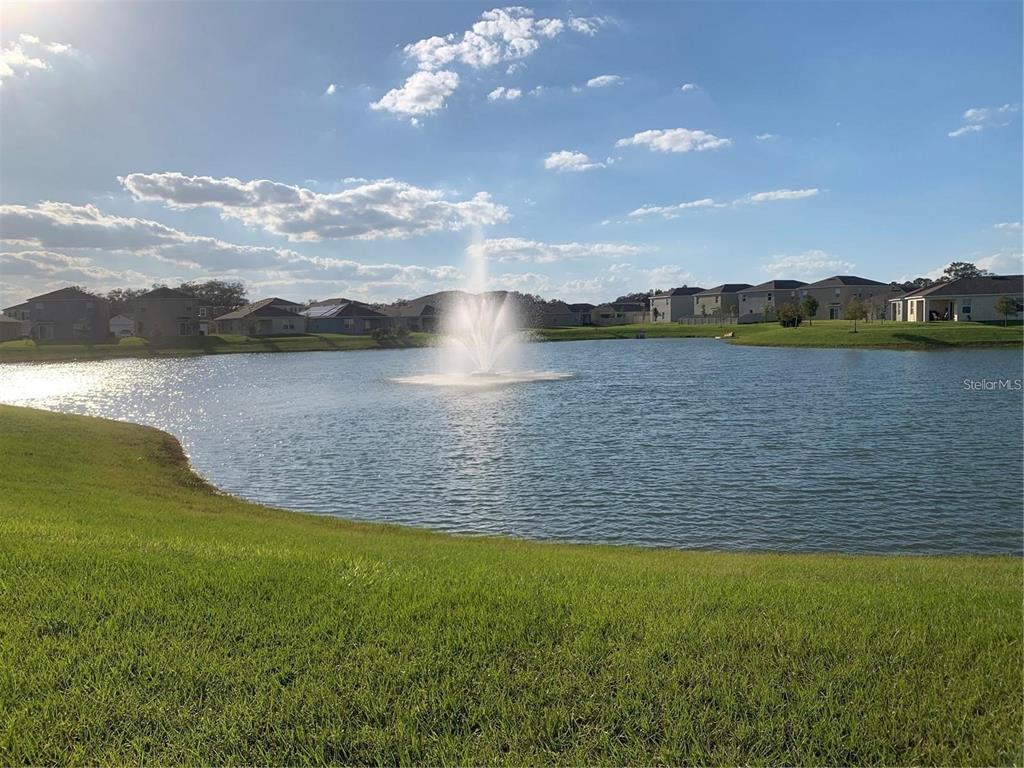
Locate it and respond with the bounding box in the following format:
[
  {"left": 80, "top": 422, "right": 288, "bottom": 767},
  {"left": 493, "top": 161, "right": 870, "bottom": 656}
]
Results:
[
  {"left": 0, "top": 405, "right": 1020, "bottom": 765},
  {"left": 0, "top": 332, "right": 433, "bottom": 363},
  {"left": 537, "top": 320, "right": 1024, "bottom": 349}
]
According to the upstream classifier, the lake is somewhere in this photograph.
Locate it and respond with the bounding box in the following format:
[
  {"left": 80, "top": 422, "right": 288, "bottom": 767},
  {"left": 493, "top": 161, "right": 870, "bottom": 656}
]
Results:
[{"left": 1, "top": 339, "right": 1021, "bottom": 555}]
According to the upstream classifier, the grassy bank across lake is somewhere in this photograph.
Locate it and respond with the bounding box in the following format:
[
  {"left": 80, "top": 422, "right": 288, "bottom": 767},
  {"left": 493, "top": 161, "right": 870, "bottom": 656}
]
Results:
[
  {"left": 536, "top": 319, "right": 1024, "bottom": 349},
  {"left": 0, "top": 404, "right": 1020, "bottom": 765}
]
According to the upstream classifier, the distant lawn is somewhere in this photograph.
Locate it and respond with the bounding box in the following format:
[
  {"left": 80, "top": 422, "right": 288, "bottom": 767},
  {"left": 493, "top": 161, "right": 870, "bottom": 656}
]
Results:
[
  {"left": 0, "top": 332, "right": 433, "bottom": 363},
  {"left": 537, "top": 320, "right": 1024, "bottom": 349},
  {"left": 0, "top": 404, "right": 1020, "bottom": 764}
]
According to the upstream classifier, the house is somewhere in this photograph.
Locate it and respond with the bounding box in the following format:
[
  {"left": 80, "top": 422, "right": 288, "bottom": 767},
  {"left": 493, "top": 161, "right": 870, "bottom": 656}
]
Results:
[
  {"left": 693, "top": 284, "right": 751, "bottom": 319},
  {"left": 133, "top": 287, "right": 201, "bottom": 338},
  {"left": 302, "top": 299, "right": 388, "bottom": 334},
  {"left": 0, "top": 315, "right": 23, "bottom": 341},
  {"left": 737, "top": 280, "right": 807, "bottom": 323},
  {"left": 537, "top": 300, "right": 578, "bottom": 327},
  {"left": 800, "top": 275, "right": 888, "bottom": 320},
  {"left": 109, "top": 314, "right": 136, "bottom": 337},
  {"left": 3, "top": 287, "right": 110, "bottom": 341},
  {"left": 889, "top": 274, "right": 1023, "bottom": 323},
  {"left": 568, "top": 302, "right": 595, "bottom": 325},
  {"left": 382, "top": 301, "right": 439, "bottom": 332},
  {"left": 215, "top": 298, "right": 306, "bottom": 336},
  {"left": 650, "top": 287, "right": 705, "bottom": 323},
  {"left": 590, "top": 301, "right": 648, "bottom": 326}
]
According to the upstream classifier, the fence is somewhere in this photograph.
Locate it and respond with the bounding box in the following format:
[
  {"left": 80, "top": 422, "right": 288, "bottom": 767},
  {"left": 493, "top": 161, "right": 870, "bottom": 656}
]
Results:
[{"left": 676, "top": 316, "right": 738, "bottom": 326}]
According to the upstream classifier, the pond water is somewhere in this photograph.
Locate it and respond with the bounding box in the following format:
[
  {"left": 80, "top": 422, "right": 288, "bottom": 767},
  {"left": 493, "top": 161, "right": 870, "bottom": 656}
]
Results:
[{"left": 1, "top": 339, "right": 1021, "bottom": 555}]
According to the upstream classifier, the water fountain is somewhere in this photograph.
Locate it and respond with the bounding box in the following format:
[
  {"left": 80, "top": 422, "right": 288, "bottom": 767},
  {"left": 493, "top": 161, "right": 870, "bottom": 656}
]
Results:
[{"left": 393, "top": 234, "right": 572, "bottom": 388}]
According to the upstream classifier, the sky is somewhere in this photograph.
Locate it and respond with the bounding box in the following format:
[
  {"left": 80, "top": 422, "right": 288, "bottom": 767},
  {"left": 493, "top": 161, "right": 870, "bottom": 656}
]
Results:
[{"left": 1, "top": 1, "right": 1022, "bottom": 306}]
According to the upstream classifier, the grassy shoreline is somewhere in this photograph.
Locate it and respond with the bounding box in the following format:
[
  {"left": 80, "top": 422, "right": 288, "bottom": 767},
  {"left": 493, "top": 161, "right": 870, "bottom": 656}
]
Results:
[
  {"left": 1, "top": 320, "right": 1020, "bottom": 363},
  {"left": 0, "top": 404, "right": 1020, "bottom": 764}
]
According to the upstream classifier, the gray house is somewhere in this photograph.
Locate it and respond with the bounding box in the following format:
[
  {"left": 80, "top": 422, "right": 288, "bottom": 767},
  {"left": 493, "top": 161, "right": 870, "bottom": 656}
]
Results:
[
  {"left": 133, "top": 287, "right": 201, "bottom": 338},
  {"left": 800, "top": 275, "right": 889, "bottom": 320},
  {"left": 738, "top": 280, "right": 807, "bottom": 323},
  {"left": 889, "top": 274, "right": 1023, "bottom": 323},
  {"left": 591, "top": 301, "right": 648, "bottom": 326},
  {"left": 568, "top": 302, "right": 595, "bottom": 325},
  {"left": 215, "top": 298, "right": 306, "bottom": 336},
  {"left": 0, "top": 315, "right": 23, "bottom": 341},
  {"left": 2, "top": 287, "right": 110, "bottom": 341},
  {"left": 650, "top": 287, "right": 705, "bottom": 323},
  {"left": 303, "top": 299, "right": 388, "bottom": 334},
  {"left": 693, "top": 284, "right": 751, "bottom": 319}
]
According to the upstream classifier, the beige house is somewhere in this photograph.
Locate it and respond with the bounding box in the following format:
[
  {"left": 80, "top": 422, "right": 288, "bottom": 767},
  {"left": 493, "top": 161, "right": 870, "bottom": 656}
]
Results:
[
  {"left": 693, "top": 284, "right": 751, "bottom": 319},
  {"left": 889, "top": 274, "right": 1023, "bottom": 323},
  {"left": 109, "top": 314, "right": 136, "bottom": 337},
  {"left": 134, "top": 287, "right": 201, "bottom": 338},
  {"left": 215, "top": 298, "right": 306, "bottom": 336},
  {"left": 650, "top": 287, "right": 705, "bottom": 323},
  {"left": 737, "top": 280, "right": 806, "bottom": 323},
  {"left": 800, "top": 275, "right": 889, "bottom": 320},
  {"left": 591, "top": 301, "right": 648, "bottom": 326}
]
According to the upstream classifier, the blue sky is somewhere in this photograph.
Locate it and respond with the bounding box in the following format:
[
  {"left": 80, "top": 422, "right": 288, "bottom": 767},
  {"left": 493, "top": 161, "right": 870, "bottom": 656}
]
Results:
[{"left": 1, "top": 1, "right": 1021, "bottom": 306}]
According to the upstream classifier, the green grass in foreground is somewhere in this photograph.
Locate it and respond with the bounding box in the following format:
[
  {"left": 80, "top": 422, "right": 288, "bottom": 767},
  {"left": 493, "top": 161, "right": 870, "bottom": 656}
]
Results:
[
  {"left": 0, "top": 406, "right": 1020, "bottom": 764},
  {"left": 0, "top": 332, "right": 434, "bottom": 363},
  {"left": 536, "top": 319, "right": 1024, "bottom": 348}
]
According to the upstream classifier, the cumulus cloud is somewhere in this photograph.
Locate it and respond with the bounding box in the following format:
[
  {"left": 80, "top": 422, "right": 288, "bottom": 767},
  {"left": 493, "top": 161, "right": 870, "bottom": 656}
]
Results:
[
  {"left": 370, "top": 69, "right": 460, "bottom": 118},
  {"left": 487, "top": 85, "right": 522, "bottom": 101},
  {"left": 679, "top": 83, "right": 698, "bottom": 92},
  {"left": 948, "top": 103, "right": 1020, "bottom": 138},
  {"left": 742, "top": 188, "right": 820, "bottom": 203},
  {"left": 543, "top": 150, "right": 605, "bottom": 172},
  {"left": 759, "top": 249, "right": 855, "bottom": 279},
  {"left": 324, "top": 83, "right": 338, "bottom": 96},
  {"left": 567, "top": 15, "right": 609, "bottom": 35},
  {"left": 587, "top": 74, "right": 622, "bottom": 88},
  {"left": 616, "top": 128, "right": 732, "bottom": 153},
  {"left": 993, "top": 221, "right": 1022, "bottom": 231},
  {"left": 467, "top": 237, "right": 643, "bottom": 264},
  {"left": 0, "top": 250, "right": 150, "bottom": 285},
  {"left": 119, "top": 172, "right": 509, "bottom": 241},
  {"left": 0, "top": 32, "right": 75, "bottom": 85},
  {"left": 374, "top": 6, "right": 607, "bottom": 118}
]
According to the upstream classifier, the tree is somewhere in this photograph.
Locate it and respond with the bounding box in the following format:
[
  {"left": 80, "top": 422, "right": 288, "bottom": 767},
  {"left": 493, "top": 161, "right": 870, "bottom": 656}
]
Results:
[
  {"left": 777, "top": 302, "right": 800, "bottom": 327},
  {"left": 106, "top": 288, "right": 148, "bottom": 316},
  {"left": 846, "top": 296, "right": 867, "bottom": 332},
  {"left": 994, "top": 296, "right": 1019, "bottom": 327},
  {"left": 941, "top": 262, "right": 990, "bottom": 282},
  {"left": 177, "top": 280, "right": 247, "bottom": 311},
  {"left": 800, "top": 295, "right": 819, "bottom": 326}
]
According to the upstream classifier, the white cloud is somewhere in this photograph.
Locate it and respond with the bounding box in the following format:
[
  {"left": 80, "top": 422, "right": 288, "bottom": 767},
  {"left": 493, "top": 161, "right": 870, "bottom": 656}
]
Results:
[
  {"left": 467, "top": 237, "right": 643, "bottom": 264},
  {"left": 376, "top": 7, "right": 606, "bottom": 119},
  {"left": 759, "top": 249, "right": 855, "bottom": 279},
  {"left": 949, "top": 103, "right": 1020, "bottom": 138},
  {"left": 993, "top": 221, "right": 1022, "bottom": 231},
  {"left": 370, "top": 69, "right": 459, "bottom": 118},
  {"left": 0, "top": 250, "right": 150, "bottom": 285},
  {"left": 0, "top": 33, "right": 74, "bottom": 85},
  {"left": 629, "top": 199, "right": 718, "bottom": 219},
  {"left": 587, "top": 74, "right": 622, "bottom": 88},
  {"left": 487, "top": 86, "right": 522, "bottom": 101},
  {"left": 543, "top": 150, "right": 605, "bottom": 172},
  {"left": 755, "top": 133, "right": 779, "bottom": 141},
  {"left": 743, "top": 188, "right": 820, "bottom": 203},
  {"left": 324, "top": 83, "right": 338, "bottom": 96},
  {"left": 567, "top": 16, "right": 609, "bottom": 35},
  {"left": 974, "top": 251, "right": 1023, "bottom": 274},
  {"left": 119, "top": 172, "right": 509, "bottom": 241},
  {"left": 616, "top": 128, "right": 732, "bottom": 153},
  {"left": 679, "top": 83, "right": 698, "bottom": 92}
]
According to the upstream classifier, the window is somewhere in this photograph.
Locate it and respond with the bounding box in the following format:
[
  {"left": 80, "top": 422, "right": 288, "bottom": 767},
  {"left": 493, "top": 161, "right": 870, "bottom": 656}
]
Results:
[
  {"left": 714, "top": 296, "right": 720, "bottom": 304},
  {"left": 834, "top": 288, "right": 841, "bottom": 296},
  {"left": 199, "top": 307, "right": 208, "bottom": 318},
  {"left": 962, "top": 304, "right": 971, "bottom": 315},
  {"left": 35, "top": 303, "right": 44, "bottom": 310},
  {"left": 767, "top": 293, "right": 772, "bottom": 301},
  {"left": 741, "top": 295, "right": 746, "bottom": 302},
  {"left": 343, "top": 318, "right": 354, "bottom": 328}
]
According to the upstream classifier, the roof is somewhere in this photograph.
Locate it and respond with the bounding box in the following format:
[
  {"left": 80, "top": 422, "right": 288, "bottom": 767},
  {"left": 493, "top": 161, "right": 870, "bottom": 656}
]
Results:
[
  {"left": 595, "top": 301, "right": 646, "bottom": 311},
  {"left": 137, "top": 287, "right": 195, "bottom": 300},
  {"left": 653, "top": 286, "right": 706, "bottom": 298},
  {"left": 2, "top": 302, "right": 29, "bottom": 313},
  {"left": 109, "top": 314, "right": 134, "bottom": 322},
  {"left": 27, "top": 287, "right": 105, "bottom": 302},
  {"left": 901, "top": 274, "right": 1023, "bottom": 298},
  {"left": 0, "top": 315, "right": 22, "bottom": 324},
  {"left": 302, "top": 301, "right": 386, "bottom": 319},
  {"left": 695, "top": 283, "right": 752, "bottom": 296},
  {"left": 739, "top": 280, "right": 807, "bottom": 293},
  {"left": 214, "top": 297, "right": 301, "bottom": 320},
  {"left": 568, "top": 302, "right": 596, "bottom": 311},
  {"left": 305, "top": 297, "right": 367, "bottom": 309},
  {"left": 803, "top": 275, "right": 886, "bottom": 289}
]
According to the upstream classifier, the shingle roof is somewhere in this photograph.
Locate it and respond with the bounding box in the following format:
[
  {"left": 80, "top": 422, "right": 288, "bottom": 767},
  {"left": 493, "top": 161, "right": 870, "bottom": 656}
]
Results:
[
  {"left": 0, "top": 315, "right": 22, "bottom": 324},
  {"left": 215, "top": 298, "right": 302, "bottom": 320},
  {"left": 27, "top": 287, "right": 104, "bottom": 302},
  {"left": 301, "top": 302, "right": 386, "bottom": 319},
  {"left": 695, "top": 283, "right": 752, "bottom": 296},
  {"left": 138, "top": 287, "right": 195, "bottom": 300},
  {"left": 654, "top": 286, "right": 706, "bottom": 297},
  {"left": 803, "top": 275, "right": 886, "bottom": 289},
  {"left": 568, "top": 302, "right": 596, "bottom": 311},
  {"left": 739, "top": 280, "right": 807, "bottom": 292},
  {"left": 903, "top": 274, "right": 1023, "bottom": 298}
]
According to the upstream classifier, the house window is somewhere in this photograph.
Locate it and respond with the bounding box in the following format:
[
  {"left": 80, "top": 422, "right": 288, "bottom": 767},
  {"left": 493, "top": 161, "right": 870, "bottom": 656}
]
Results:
[
  {"left": 741, "top": 295, "right": 746, "bottom": 302},
  {"left": 714, "top": 296, "right": 719, "bottom": 304},
  {"left": 767, "top": 293, "right": 772, "bottom": 301},
  {"left": 35, "top": 303, "right": 43, "bottom": 310},
  {"left": 962, "top": 304, "right": 971, "bottom": 315},
  {"left": 343, "top": 318, "right": 354, "bottom": 328},
  {"left": 834, "top": 288, "right": 841, "bottom": 296},
  {"left": 199, "top": 307, "right": 208, "bottom": 318}
]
